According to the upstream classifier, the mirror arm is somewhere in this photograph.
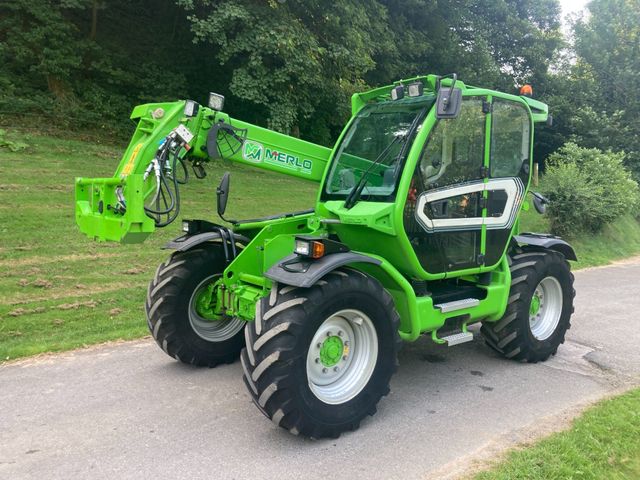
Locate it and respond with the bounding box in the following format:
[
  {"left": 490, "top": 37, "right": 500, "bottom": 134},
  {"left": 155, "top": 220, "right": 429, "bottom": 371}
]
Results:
[{"left": 442, "top": 73, "right": 458, "bottom": 110}]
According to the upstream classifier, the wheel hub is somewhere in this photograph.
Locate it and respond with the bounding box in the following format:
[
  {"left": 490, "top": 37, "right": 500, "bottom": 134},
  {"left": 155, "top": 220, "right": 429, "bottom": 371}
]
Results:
[
  {"left": 319, "top": 335, "right": 344, "bottom": 367},
  {"left": 529, "top": 294, "right": 541, "bottom": 316},
  {"left": 194, "top": 282, "right": 222, "bottom": 320}
]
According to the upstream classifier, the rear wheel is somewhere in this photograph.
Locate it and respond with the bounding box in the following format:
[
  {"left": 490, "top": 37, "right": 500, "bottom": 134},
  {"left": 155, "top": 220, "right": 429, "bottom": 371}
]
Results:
[
  {"left": 145, "top": 244, "right": 246, "bottom": 367},
  {"left": 481, "top": 250, "right": 575, "bottom": 363},
  {"left": 241, "top": 269, "right": 401, "bottom": 438}
]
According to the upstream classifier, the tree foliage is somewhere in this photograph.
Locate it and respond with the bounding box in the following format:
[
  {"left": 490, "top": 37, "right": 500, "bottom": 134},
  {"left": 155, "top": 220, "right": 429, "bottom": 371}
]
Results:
[
  {"left": 0, "top": 0, "right": 564, "bottom": 144},
  {"left": 542, "top": 0, "right": 640, "bottom": 177}
]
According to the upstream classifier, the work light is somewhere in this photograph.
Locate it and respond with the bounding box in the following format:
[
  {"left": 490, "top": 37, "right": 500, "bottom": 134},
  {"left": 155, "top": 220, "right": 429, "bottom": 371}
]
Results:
[
  {"left": 184, "top": 100, "right": 199, "bottom": 117},
  {"left": 208, "top": 93, "right": 225, "bottom": 111},
  {"left": 407, "top": 82, "right": 424, "bottom": 97},
  {"left": 391, "top": 85, "right": 404, "bottom": 101}
]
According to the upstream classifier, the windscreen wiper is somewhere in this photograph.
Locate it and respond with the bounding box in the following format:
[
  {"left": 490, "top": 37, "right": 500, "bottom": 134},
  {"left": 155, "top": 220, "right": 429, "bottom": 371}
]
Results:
[
  {"left": 343, "top": 135, "right": 404, "bottom": 209},
  {"left": 344, "top": 108, "right": 425, "bottom": 209}
]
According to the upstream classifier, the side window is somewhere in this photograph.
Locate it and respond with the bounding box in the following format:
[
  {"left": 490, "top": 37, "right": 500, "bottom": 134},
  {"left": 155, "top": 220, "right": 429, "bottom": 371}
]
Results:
[
  {"left": 490, "top": 100, "right": 530, "bottom": 179},
  {"left": 417, "top": 97, "right": 485, "bottom": 190}
]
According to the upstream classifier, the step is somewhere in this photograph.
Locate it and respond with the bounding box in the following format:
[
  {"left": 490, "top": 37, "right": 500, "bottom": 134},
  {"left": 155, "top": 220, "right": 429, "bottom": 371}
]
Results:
[
  {"left": 434, "top": 297, "right": 480, "bottom": 313},
  {"left": 441, "top": 331, "right": 474, "bottom": 346}
]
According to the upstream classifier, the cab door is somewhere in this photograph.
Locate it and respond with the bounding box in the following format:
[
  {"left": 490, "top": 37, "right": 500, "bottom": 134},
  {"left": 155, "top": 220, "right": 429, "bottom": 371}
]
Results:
[
  {"left": 404, "top": 96, "right": 488, "bottom": 275},
  {"left": 483, "top": 98, "right": 532, "bottom": 266}
]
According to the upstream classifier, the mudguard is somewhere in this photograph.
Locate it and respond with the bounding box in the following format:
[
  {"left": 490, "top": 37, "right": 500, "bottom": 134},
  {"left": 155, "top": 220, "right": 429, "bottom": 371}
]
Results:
[
  {"left": 265, "top": 252, "right": 382, "bottom": 288},
  {"left": 513, "top": 233, "right": 578, "bottom": 261}
]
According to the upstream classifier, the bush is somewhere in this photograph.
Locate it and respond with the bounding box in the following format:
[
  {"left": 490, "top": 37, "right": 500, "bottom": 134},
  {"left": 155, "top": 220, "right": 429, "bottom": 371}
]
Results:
[{"left": 541, "top": 143, "right": 639, "bottom": 236}]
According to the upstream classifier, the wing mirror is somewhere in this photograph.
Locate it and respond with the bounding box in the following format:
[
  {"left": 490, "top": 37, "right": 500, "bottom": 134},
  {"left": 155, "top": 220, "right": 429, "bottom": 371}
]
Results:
[
  {"left": 436, "top": 73, "right": 462, "bottom": 119},
  {"left": 531, "top": 191, "right": 549, "bottom": 214},
  {"left": 217, "top": 172, "right": 231, "bottom": 219}
]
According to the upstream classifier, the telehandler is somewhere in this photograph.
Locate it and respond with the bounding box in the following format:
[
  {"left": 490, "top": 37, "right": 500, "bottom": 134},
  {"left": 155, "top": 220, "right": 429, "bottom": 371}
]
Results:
[{"left": 75, "top": 74, "right": 576, "bottom": 438}]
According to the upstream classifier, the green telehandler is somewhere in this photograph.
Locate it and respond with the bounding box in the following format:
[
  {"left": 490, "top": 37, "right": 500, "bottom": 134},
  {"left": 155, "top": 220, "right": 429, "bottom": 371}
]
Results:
[{"left": 75, "top": 74, "right": 576, "bottom": 438}]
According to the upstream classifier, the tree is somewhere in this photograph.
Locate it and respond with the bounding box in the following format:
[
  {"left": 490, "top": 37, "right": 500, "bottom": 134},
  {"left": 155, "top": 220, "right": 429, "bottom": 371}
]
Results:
[
  {"left": 566, "top": 0, "right": 640, "bottom": 176},
  {"left": 177, "top": 0, "right": 397, "bottom": 143},
  {"left": 1, "top": 0, "right": 566, "bottom": 145}
]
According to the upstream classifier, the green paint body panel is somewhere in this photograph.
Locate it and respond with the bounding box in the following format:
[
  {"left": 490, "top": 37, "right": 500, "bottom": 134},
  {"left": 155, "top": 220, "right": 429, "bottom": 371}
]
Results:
[{"left": 74, "top": 73, "right": 551, "bottom": 341}]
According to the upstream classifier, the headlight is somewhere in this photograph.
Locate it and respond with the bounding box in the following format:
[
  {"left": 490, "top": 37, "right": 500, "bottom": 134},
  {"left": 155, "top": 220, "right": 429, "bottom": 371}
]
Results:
[{"left": 294, "top": 239, "right": 311, "bottom": 256}]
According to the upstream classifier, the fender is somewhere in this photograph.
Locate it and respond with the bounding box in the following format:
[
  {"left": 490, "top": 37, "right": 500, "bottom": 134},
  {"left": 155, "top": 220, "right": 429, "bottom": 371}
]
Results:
[
  {"left": 265, "top": 252, "right": 382, "bottom": 288},
  {"left": 513, "top": 233, "right": 577, "bottom": 261},
  {"left": 164, "top": 231, "right": 250, "bottom": 252}
]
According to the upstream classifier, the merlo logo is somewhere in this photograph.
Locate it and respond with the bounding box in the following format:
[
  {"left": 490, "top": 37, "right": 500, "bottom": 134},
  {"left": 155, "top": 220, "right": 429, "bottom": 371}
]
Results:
[
  {"left": 242, "top": 141, "right": 263, "bottom": 163},
  {"left": 242, "top": 140, "right": 313, "bottom": 174}
]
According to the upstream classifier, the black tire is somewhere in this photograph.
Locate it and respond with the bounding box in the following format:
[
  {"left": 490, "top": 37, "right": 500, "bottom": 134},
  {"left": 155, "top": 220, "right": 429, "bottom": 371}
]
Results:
[
  {"left": 241, "top": 269, "right": 401, "bottom": 439},
  {"left": 481, "top": 250, "right": 575, "bottom": 363},
  {"left": 145, "top": 244, "right": 245, "bottom": 367}
]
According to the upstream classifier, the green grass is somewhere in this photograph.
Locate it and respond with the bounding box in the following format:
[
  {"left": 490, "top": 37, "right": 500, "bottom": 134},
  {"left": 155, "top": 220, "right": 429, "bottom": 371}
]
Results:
[
  {"left": 0, "top": 130, "right": 317, "bottom": 360},
  {"left": 475, "top": 388, "right": 640, "bottom": 480},
  {"left": 1, "top": 131, "right": 640, "bottom": 361}
]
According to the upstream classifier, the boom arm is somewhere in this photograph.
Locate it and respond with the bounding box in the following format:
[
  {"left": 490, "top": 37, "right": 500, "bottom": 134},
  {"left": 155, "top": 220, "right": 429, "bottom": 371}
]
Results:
[{"left": 75, "top": 100, "right": 331, "bottom": 243}]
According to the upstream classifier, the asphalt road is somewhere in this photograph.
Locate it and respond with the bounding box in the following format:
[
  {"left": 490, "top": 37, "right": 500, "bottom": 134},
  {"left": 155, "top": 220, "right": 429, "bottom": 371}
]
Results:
[{"left": 2, "top": 258, "right": 639, "bottom": 480}]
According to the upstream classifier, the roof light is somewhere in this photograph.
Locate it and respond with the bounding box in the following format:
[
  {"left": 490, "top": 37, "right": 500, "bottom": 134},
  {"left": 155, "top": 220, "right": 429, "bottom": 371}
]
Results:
[
  {"left": 407, "top": 82, "right": 424, "bottom": 97},
  {"left": 390, "top": 85, "right": 404, "bottom": 101}
]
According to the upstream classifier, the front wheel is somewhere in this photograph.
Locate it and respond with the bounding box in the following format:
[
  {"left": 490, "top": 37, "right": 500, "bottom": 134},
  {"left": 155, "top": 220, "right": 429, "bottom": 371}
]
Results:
[
  {"left": 241, "top": 269, "right": 401, "bottom": 438},
  {"left": 145, "top": 244, "right": 246, "bottom": 367},
  {"left": 481, "top": 250, "right": 575, "bottom": 363}
]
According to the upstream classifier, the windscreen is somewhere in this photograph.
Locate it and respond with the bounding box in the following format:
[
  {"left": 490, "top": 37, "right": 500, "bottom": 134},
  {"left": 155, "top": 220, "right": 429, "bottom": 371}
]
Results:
[{"left": 322, "top": 96, "right": 434, "bottom": 202}]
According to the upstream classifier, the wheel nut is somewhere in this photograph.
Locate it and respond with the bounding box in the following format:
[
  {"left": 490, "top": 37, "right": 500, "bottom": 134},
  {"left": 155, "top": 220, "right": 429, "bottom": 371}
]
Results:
[
  {"left": 315, "top": 358, "right": 320, "bottom": 364},
  {"left": 326, "top": 331, "right": 332, "bottom": 337},
  {"left": 338, "top": 330, "right": 343, "bottom": 337},
  {"left": 317, "top": 342, "right": 322, "bottom": 348},
  {"left": 334, "top": 366, "right": 339, "bottom": 372},
  {"left": 342, "top": 355, "right": 348, "bottom": 361},
  {"left": 322, "top": 368, "right": 328, "bottom": 374},
  {"left": 344, "top": 341, "right": 350, "bottom": 346}
]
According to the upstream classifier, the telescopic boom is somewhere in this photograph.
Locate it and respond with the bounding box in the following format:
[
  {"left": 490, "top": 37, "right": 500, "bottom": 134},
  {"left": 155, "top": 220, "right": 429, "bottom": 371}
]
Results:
[{"left": 75, "top": 99, "right": 331, "bottom": 243}]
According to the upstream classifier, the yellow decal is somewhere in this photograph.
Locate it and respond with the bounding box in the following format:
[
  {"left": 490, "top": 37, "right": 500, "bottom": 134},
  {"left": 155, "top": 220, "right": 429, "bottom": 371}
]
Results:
[
  {"left": 122, "top": 143, "right": 144, "bottom": 176},
  {"left": 343, "top": 345, "right": 350, "bottom": 357}
]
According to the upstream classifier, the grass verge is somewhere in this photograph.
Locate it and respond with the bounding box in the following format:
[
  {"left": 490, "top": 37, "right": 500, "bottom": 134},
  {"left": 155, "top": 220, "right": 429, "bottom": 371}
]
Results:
[
  {"left": 474, "top": 388, "right": 640, "bottom": 480},
  {"left": 519, "top": 206, "right": 640, "bottom": 269},
  {"left": 1, "top": 130, "right": 640, "bottom": 361}
]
